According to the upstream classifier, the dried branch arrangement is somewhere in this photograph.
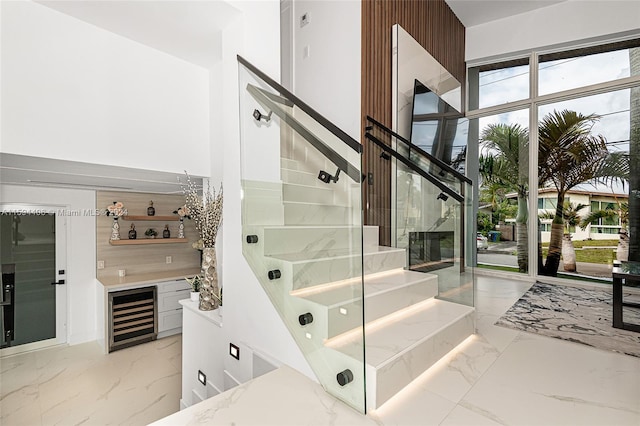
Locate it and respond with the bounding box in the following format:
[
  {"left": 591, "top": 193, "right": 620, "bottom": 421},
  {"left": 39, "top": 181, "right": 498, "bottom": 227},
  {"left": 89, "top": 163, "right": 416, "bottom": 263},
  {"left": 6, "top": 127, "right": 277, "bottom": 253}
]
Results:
[{"left": 181, "top": 172, "right": 223, "bottom": 248}]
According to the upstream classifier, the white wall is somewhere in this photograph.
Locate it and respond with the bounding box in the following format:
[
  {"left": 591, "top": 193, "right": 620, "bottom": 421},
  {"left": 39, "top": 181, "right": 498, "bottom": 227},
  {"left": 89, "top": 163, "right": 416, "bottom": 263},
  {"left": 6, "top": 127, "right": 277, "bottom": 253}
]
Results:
[
  {"left": 217, "top": 1, "right": 315, "bottom": 383},
  {"left": 1, "top": 185, "right": 97, "bottom": 345},
  {"left": 0, "top": 1, "right": 210, "bottom": 176},
  {"left": 466, "top": 1, "right": 640, "bottom": 62},
  {"left": 291, "top": 0, "right": 361, "bottom": 140}
]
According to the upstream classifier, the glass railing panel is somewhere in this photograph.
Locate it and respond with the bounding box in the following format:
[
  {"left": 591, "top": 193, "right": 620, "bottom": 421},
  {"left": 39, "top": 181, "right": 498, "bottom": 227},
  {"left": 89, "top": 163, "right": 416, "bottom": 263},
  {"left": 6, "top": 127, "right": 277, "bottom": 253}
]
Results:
[
  {"left": 365, "top": 117, "right": 474, "bottom": 308},
  {"left": 366, "top": 117, "right": 467, "bottom": 197},
  {"left": 238, "top": 57, "right": 366, "bottom": 413}
]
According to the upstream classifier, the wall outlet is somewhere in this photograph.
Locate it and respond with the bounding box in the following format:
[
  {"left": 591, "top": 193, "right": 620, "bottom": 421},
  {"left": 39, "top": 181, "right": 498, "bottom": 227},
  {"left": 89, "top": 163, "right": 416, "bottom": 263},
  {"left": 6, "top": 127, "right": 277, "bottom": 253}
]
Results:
[
  {"left": 97, "top": 260, "right": 105, "bottom": 270},
  {"left": 165, "top": 256, "right": 172, "bottom": 264}
]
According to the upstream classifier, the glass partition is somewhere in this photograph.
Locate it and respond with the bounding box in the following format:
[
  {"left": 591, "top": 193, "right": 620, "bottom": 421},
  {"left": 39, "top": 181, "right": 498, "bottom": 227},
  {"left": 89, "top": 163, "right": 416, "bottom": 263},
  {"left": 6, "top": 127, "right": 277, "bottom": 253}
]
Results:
[
  {"left": 237, "top": 56, "right": 366, "bottom": 412},
  {"left": 365, "top": 118, "right": 474, "bottom": 307}
]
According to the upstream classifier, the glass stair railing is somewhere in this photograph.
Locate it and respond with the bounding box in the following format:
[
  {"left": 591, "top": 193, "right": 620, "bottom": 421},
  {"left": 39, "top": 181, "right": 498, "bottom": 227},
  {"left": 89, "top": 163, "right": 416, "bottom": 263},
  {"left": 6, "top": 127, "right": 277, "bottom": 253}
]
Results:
[
  {"left": 238, "top": 56, "right": 368, "bottom": 413},
  {"left": 238, "top": 56, "right": 475, "bottom": 414},
  {"left": 364, "top": 116, "right": 475, "bottom": 307}
]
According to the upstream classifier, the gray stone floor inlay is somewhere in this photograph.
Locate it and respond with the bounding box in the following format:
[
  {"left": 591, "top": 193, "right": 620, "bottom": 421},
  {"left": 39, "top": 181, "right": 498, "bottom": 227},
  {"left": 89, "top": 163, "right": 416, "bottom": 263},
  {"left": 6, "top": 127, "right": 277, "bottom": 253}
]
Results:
[{"left": 496, "top": 282, "right": 640, "bottom": 357}]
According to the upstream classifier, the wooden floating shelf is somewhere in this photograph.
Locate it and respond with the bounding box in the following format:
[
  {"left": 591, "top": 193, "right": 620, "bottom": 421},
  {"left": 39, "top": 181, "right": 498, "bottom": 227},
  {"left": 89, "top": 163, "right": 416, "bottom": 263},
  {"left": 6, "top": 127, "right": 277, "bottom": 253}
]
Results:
[
  {"left": 109, "top": 238, "right": 188, "bottom": 246},
  {"left": 122, "top": 215, "right": 179, "bottom": 221}
]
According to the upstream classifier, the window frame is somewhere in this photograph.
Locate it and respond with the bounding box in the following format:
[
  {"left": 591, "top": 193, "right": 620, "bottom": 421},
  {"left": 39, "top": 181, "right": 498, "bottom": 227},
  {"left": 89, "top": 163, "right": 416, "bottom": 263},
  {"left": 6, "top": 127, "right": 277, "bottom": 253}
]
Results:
[{"left": 467, "top": 35, "right": 640, "bottom": 280}]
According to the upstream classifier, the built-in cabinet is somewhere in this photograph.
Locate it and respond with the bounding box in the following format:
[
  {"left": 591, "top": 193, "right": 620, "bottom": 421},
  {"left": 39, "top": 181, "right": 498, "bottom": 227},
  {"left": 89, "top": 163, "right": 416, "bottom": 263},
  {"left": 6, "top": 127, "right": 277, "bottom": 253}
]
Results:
[
  {"left": 179, "top": 300, "right": 224, "bottom": 409},
  {"left": 97, "top": 270, "right": 199, "bottom": 353},
  {"left": 157, "top": 280, "right": 191, "bottom": 338}
]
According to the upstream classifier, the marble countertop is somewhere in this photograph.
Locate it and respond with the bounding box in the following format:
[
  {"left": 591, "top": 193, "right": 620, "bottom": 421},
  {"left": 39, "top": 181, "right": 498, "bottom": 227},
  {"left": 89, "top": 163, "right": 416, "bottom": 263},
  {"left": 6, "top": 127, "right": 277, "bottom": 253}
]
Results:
[
  {"left": 150, "top": 365, "right": 377, "bottom": 426},
  {"left": 179, "top": 299, "right": 223, "bottom": 327},
  {"left": 97, "top": 267, "right": 201, "bottom": 290}
]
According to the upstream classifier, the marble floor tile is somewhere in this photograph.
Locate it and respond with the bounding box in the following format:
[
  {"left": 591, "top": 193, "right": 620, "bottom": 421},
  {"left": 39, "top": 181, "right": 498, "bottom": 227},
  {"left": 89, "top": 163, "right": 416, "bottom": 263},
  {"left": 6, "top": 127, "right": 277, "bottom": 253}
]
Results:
[
  {"left": 439, "top": 404, "right": 503, "bottom": 426},
  {"left": 3, "top": 277, "right": 640, "bottom": 426},
  {"left": 416, "top": 334, "right": 501, "bottom": 404},
  {"left": 474, "top": 312, "right": 520, "bottom": 352},
  {"left": 0, "top": 351, "right": 39, "bottom": 397},
  {"left": 0, "top": 383, "right": 42, "bottom": 426},
  {"left": 458, "top": 333, "right": 640, "bottom": 425},
  {"left": 1, "top": 335, "right": 182, "bottom": 426}
]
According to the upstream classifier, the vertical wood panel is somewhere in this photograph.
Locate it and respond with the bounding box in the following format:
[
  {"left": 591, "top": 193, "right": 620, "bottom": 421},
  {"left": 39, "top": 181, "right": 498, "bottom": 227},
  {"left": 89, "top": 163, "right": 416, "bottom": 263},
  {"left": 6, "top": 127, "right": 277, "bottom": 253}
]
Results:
[{"left": 361, "top": 0, "right": 465, "bottom": 246}]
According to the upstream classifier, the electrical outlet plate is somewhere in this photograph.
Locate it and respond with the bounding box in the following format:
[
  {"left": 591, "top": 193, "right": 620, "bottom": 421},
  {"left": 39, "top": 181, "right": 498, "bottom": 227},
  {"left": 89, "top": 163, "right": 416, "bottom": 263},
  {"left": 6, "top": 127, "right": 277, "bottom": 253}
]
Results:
[
  {"left": 166, "top": 256, "right": 172, "bottom": 264},
  {"left": 97, "top": 261, "right": 105, "bottom": 269}
]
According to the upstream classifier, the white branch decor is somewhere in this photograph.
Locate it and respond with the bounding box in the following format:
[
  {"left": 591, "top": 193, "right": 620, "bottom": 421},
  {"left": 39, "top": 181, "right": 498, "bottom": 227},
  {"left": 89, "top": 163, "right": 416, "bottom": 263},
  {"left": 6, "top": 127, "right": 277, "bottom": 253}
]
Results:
[
  {"left": 181, "top": 172, "right": 223, "bottom": 249},
  {"left": 181, "top": 172, "right": 223, "bottom": 310}
]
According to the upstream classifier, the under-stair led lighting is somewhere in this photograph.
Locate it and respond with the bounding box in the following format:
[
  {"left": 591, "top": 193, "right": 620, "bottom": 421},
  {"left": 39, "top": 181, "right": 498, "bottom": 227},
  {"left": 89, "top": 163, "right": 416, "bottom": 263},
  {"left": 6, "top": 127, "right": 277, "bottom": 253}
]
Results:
[
  {"left": 325, "top": 298, "right": 437, "bottom": 348},
  {"left": 370, "top": 335, "right": 477, "bottom": 416},
  {"left": 290, "top": 269, "right": 405, "bottom": 298},
  {"left": 339, "top": 308, "right": 348, "bottom": 315},
  {"left": 305, "top": 332, "right": 312, "bottom": 339}
]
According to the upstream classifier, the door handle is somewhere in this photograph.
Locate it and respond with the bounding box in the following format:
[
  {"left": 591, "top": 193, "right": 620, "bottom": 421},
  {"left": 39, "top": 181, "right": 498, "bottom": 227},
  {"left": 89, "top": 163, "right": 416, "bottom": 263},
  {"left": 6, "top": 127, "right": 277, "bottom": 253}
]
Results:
[{"left": 50, "top": 280, "right": 66, "bottom": 285}]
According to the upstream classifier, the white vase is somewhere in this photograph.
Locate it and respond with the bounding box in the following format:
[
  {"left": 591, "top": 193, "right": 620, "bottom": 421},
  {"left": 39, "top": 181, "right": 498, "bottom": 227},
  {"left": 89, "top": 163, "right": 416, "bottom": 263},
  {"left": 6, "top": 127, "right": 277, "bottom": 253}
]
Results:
[
  {"left": 178, "top": 218, "right": 185, "bottom": 238},
  {"left": 110, "top": 217, "right": 120, "bottom": 240},
  {"left": 190, "top": 291, "right": 199, "bottom": 302},
  {"left": 199, "top": 247, "right": 219, "bottom": 311}
]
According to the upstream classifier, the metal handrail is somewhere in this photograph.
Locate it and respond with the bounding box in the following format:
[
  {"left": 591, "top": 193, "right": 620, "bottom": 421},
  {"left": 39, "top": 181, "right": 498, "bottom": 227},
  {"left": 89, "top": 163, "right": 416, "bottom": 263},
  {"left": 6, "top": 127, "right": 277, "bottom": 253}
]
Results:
[
  {"left": 365, "top": 116, "right": 472, "bottom": 185},
  {"left": 364, "top": 132, "right": 464, "bottom": 203},
  {"left": 246, "top": 84, "right": 362, "bottom": 183},
  {"left": 238, "top": 55, "right": 362, "bottom": 154}
]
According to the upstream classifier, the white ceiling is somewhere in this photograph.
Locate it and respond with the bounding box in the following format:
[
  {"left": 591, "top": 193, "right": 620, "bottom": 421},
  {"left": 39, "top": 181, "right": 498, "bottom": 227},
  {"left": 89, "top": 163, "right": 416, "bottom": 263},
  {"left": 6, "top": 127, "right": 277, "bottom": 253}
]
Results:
[
  {"left": 445, "top": 0, "right": 567, "bottom": 27},
  {"left": 36, "top": 0, "right": 241, "bottom": 69}
]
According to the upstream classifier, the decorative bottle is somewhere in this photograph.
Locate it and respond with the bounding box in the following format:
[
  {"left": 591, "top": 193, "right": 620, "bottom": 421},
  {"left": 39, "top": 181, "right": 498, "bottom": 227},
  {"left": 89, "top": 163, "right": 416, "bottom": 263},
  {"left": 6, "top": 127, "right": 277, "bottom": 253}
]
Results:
[
  {"left": 163, "top": 224, "right": 170, "bottom": 239},
  {"left": 147, "top": 201, "right": 155, "bottom": 216},
  {"left": 128, "top": 224, "right": 137, "bottom": 240}
]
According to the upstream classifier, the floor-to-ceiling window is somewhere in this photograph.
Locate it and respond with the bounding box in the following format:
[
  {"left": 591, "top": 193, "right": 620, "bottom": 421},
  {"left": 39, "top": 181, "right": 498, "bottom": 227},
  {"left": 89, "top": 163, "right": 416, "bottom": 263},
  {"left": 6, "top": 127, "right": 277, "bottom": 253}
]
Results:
[{"left": 468, "top": 38, "right": 640, "bottom": 282}]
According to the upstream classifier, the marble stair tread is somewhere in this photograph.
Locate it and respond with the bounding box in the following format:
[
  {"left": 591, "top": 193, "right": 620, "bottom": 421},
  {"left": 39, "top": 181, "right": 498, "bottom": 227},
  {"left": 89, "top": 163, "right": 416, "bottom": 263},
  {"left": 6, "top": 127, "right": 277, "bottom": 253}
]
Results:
[
  {"left": 270, "top": 245, "right": 404, "bottom": 263},
  {"left": 297, "top": 270, "right": 437, "bottom": 308},
  {"left": 261, "top": 225, "right": 379, "bottom": 255},
  {"left": 281, "top": 168, "right": 322, "bottom": 186},
  {"left": 329, "top": 299, "right": 475, "bottom": 368},
  {"left": 282, "top": 183, "right": 337, "bottom": 204},
  {"left": 283, "top": 201, "right": 351, "bottom": 226}
]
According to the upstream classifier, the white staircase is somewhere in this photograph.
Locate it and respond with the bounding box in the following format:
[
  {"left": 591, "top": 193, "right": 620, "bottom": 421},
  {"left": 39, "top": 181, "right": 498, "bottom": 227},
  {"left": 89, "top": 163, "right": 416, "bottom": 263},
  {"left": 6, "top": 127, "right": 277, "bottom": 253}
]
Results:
[{"left": 241, "top": 154, "right": 474, "bottom": 412}]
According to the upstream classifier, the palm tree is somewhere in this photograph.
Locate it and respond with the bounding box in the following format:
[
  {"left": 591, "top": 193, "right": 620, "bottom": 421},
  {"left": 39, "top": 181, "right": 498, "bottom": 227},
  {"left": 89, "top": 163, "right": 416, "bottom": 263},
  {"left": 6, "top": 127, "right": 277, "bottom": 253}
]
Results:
[
  {"left": 480, "top": 123, "right": 529, "bottom": 272},
  {"left": 540, "top": 202, "right": 587, "bottom": 272},
  {"left": 580, "top": 202, "right": 629, "bottom": 261},
  {"left": 538, "top": 109, "right": 627, "bottom": 276}
]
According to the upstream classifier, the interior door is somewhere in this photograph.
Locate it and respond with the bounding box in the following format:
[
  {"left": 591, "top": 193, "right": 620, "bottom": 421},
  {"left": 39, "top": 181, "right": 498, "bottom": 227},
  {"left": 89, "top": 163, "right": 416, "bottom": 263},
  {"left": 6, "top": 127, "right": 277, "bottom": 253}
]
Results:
[{"left": 1, "top": 205, "right": 67, "bottom": 354}]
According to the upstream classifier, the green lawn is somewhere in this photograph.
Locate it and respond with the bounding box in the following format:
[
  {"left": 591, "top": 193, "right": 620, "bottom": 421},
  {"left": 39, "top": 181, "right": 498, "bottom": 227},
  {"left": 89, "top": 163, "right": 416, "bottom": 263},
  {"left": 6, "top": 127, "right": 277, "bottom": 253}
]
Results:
[
  {"left": 540, "top": 247, "right": 616, "bottom": 264},
  {"left": 539, "top": 239, "right": 618, "bottom": 265},
  {"left": 541, "top": 239, "right": 618, "bottom": 248}
]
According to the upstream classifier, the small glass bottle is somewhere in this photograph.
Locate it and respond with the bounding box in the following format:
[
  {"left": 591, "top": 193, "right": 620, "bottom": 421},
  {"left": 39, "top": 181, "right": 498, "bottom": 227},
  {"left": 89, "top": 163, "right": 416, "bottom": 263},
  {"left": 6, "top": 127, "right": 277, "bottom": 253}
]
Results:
[
  {"left": 147, "top": 201, "right": 155, "bottom": 216},
  {"left": 163, "top": 224, "right": 170, "bottom": 239},
  {"left": 128, "top": 224, "right": 137, "bottom": 240}
]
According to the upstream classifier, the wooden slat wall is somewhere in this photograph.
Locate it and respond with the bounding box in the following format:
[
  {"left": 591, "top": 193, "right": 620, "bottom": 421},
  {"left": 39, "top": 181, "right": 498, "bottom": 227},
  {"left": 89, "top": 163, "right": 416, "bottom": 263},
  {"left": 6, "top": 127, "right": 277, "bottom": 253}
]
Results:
[{"left": 362, "top": 0, "right": 465, "bottom": 246}]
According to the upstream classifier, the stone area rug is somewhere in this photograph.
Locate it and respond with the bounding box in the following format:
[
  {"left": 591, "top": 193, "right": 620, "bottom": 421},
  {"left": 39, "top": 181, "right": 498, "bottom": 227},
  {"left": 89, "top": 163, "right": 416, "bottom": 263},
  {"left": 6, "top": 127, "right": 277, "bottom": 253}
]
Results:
[{"left": 496, "top": 282, "right": 640, "bottom": 357}]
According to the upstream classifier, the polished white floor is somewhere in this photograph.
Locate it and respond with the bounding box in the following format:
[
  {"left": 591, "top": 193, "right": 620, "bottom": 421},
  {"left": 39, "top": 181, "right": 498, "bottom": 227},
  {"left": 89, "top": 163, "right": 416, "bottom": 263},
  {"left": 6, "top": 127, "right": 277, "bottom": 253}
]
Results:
[
  {"left": 3, "top": 275, "right": 640, "bottom": 425},
  {"left": 1, "top": 335, "right": 182, "bottom": 425}
]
